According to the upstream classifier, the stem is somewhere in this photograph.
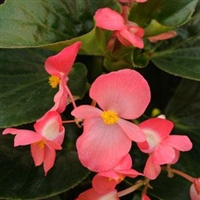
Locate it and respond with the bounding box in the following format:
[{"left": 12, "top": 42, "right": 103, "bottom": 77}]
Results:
[
  {"left": 118, "top": 180, "right": 144, "bottom": 197},
  {"left": 65, "top": 85, "right": 77, "bottom": 109},
  {"left": 62, "top": 120, "right": 76, "bottom": 124},
  {"left": 165, "top": 165, "right": 194, "bottom": 183},
  {"left": 91, "top": 100, "right": 97, "bottom": 107}
]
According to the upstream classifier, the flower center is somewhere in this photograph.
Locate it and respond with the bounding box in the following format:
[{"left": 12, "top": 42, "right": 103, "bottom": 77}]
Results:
[
  {"left": 109, "top": 173, "right": 124, "bottom": 182},
  {"left": 48, "top": 75, "right": 60, "bottom": 88},
  {"left": 101, "top": 110, "right": 119, "bottom": 125},
  {"left": 34, "top": 140, "right": 46, "bottom": 149},
  {"left": 144, "top": 130, "right": 160, "bottom": 152}
]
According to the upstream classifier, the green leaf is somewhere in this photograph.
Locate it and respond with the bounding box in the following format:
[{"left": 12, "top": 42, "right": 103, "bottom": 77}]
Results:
[
  {"left": 68, "top": 62, "right": 88, "bottom": 98},
  {"left": 0, "top": 48, "right": 88, "bottom": 128},
  {"left": 0, "top": 130, "right": 89, "bottom": 199},
  {"left": 129, "top": 0, "right": 198, "bottom": 36},
  {"left": 165, "top": 79, "right": 200, "bottom": 134},
  {"left": 165, "top": 79, "right": 200, "bottom": 178},
  {"left": 42, "top": 27, "right": 111, "bottom": 56},
  {"left": 150, "top": 11, "right": 200, "bottom": 81},
  {"left": 0, "top": 0, "right": 120, "bottom": 48}
]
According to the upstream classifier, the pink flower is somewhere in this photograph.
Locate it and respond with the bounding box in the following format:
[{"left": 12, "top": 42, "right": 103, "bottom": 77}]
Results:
[
  {"left": 2, "top": 111, "right": 65, "bottom": 175},
  {"left": 137, "top": 118, "right": 193, "bottom": 179},
  {"left": 148, "top": 31, "right": 177, "bottom": 43},
  {"left": 94, "top": 8, "right": 144, "bottom": 48},
  {"left": 71, "top": 69, "right": 150, "bottom": 172},
  {"left": 45, "top": 42, "right": 82, "bottom": 113},
  {"left": 76, "top": 189, "right": 119, "bottom": 200},
  {"left": 77, "top": 155, "right": 142, "bottom": 199},
  {"left": 92, "top": 154, "right": 143, "bottom": 194},
  {"left": 190, "top": 178, "right": 200, "bottom": 200}
]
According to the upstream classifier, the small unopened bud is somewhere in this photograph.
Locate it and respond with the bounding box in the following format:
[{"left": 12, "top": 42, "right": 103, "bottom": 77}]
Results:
[
  {"left": 190, "top": 178, "right": 200, "bottom": 200},
  {"left": 194, "top": 178, "right": 200, "bottom": 195}
]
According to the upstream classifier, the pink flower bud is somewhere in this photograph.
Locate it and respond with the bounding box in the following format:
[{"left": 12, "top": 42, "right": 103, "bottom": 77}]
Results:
[{"left": 190, "top": 178, "right": 200, "bottom": 200}]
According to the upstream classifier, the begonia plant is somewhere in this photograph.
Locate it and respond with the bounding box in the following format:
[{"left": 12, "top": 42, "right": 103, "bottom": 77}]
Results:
[{"left": 0, "top": 0, "right": 200, "bottom": 199}]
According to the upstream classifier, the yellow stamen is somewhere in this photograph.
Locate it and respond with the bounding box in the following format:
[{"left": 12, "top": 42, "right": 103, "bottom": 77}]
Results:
[
  {"left": 101, "top": 110, "right": 119, "bottom": 125},
  {"left": 48, "top": 75, "right": 60, "bottom": 88},
  {"left": 34, "top": 140, "right": 45, "bottom": 149},
  {"left": 108, "top": 173, "right": 125, "bottom": 182},
  {"left": 119, "top": 173, "right": 125, "bottom": 181}
]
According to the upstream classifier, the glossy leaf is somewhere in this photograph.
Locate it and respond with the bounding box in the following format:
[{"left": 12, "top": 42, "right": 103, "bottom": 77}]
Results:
[
  {"left": 0, "top": 130, "right": 89, "bottom": 199},
  {"left": 165, "top": 79, "right": 200, "bottom": 134},
  {"left": 129, "top": 0, "right": 198, "bottom": 36},
  {"left": 150, "top": 10, "right": 200, "bottom": 81},
  {"left": 0, "top": 48, "right": 88, "bottom": 128},
  {"left": 43, "top": 27, "right": 111, "bottom": 56},
  {"left": 0, "top": 0, "right": 120, "bottom": 49}
]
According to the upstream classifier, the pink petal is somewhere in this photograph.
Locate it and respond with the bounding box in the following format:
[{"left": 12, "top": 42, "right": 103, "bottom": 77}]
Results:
[
  {"left": 35, "top": 110, "right": 64, "bottom": 141},
  {"left": 126, "top": 22, "right": 145, "bottom": 37},
  {"left": 94, "top": 8, "right": 125, "bottom": 30},
  {"left": 169, "top": 149, "right": 180, "bottom": 164},
  {"left": 117, "top": 28, "right": 144, "bottom": 48},
  {"left": 46, "top": 140, "right": 62, "bottom": 150},
  {"left": 118, "top": 119, "right": 146, "bottom": 142},
  {"left": 190, "top": 182, "right": 200, "bottom": 200},
  {"left": 142, "top": 194, "right": 151, "bottom": 200},
  {"left": 110, "top": 155, "right": 143, "bottom": 179},
  {"left": 90, "top": 69, "right": 150, "bottom": 119},
  {"left": 31, "top": 142, "right": 45, "bottom": 166},
  {"left": 161, "top": 135, "right": 192, "bottom": 151},
  {"left": 98, "top": 170, "right": 120, "bottom": 181},
  {"left": 148, "top": 31, "right": 177, "bottom": 43},
  {"left": 194, "top": 178, "right": 200, "bottom": 195},
  {"left": 137, "top": 141, "right": 150, "bottom": 153},
  {"left": 144, "top": 154, "right": 161, "bottom": 180},
  {"left": 76, "top": 189, "right": 119, "bottom": 200},
  {"left": 118, "top": 168, "right": 143, "bottom": 178},
  {"left": 45, "top": 42, "right": 82, "bottom": 78},
  {"left": 50, "top": 80, "right": 69, "bottom": 113},
  {"left": 114, "top": 155, "right": 143, "bottom": 178},
  {"left": 3, "top": 128, "right": 43, "bottom": 146},
  {"left": 139, "top": 118, "right": 174, "bottom": 141},
  {"left": 98, "top": 154, "right": 134, "bottom": 180},
  {"left": 71, "top": 105, "right": 102, "bottom": 119},
  {"left": 76, "top": 188, "right": 102, "bottom": 200},
  {"left": 114, "top": 154, "right": 133, "bottom": 170},
  {"left": 153, "top": 144, "right": 176, "bottom": 165},
  {"left": 43, "top": 144, "right": 57, "bottom": 175},
  {"left": 76, "top": 117, "right": 131, "bottom": 172},
  {"left": 92, "top": 175, "right": 117, "bottom": 195}
]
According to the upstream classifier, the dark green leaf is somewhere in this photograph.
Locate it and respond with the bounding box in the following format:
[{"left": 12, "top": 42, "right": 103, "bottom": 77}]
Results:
[
  {"left": 43, "top": 27, "right": 111, "bottom": 56},
  {"left": 129, "top": 0, "right": 198, "bottom": 36},
  {"left": 150, "top": 11, "right": 200, "bottom": 80},
  {"left": 0, "top": 48, "right": 88, "bottom": 128},
  {"left": 0, "top": 0, "right": 120, "bottom": 48},
  {"left": 68, "top": 62, "right": 88, "bottom": 98},
  {"left": 165, "top": 79, "right": 200, "bottom": 133}
]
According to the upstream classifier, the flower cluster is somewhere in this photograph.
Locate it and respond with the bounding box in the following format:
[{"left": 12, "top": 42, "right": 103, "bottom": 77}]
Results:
[
  {"left": 3, "top": 42, "right": 82, "bottom": 175},
  {"left": 73, "top": 69, "right": 192, "bottom": 199},
  {"left": 1, "top": 1, "right": 198, "bottom": 199}
]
